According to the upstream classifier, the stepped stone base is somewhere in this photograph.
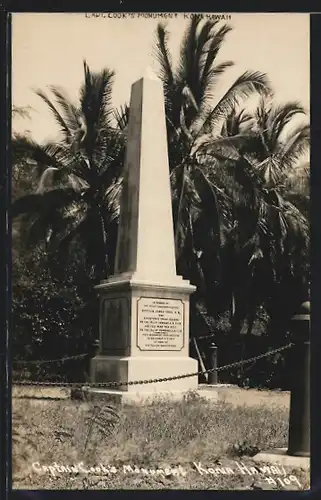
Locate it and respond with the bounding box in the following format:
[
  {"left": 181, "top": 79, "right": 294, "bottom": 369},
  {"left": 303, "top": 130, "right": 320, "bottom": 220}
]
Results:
[{"left": 89, "top": 355, "right": 198, "bottom": 395}]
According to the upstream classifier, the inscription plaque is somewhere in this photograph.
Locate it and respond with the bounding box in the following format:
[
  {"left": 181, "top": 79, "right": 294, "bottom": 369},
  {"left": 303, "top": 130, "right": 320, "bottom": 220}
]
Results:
[
  {"left": 137, "top": 297, "right": 184, "bottom": 351},
  {"left": 101, "top": 297, "right": 129, "bottom": 351}
]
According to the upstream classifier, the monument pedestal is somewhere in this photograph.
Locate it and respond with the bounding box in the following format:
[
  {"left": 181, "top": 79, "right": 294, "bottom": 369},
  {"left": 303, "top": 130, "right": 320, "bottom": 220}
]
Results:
[
  {"left": 88, "top": 277, "right": 198, "bottom": 402},
  {"left": 88, "top": 357, "right": 198, "bottom": 403},
  {"left": 91, "top": 355, "right": 198, "bottom": 393}
]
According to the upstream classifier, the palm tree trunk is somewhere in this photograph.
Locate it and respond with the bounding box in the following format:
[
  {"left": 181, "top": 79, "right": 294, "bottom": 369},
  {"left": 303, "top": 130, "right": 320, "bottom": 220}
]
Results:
[
  {"left": 99, "top": 213, "right": 108, "bottom": 279},
  {"left": 174, "top": 164, "right": 186, "bottom": 256}
]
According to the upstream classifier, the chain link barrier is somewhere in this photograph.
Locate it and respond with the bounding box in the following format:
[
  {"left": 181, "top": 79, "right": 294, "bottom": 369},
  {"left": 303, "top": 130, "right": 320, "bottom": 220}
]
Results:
[
  {"left": 13, "top": 342, "right": 293, "bottom": 389},
  {"left": 12, "top": 337, "right": 216, "bottom": 367},
  {"left": 13, "top": 353, "right": 89, "bottom": 366}
]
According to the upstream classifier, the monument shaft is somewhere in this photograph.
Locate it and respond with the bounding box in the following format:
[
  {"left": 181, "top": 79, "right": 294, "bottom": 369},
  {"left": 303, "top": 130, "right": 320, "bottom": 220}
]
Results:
[{"left": 115, "top": 72, "right": 177, "bottom": 282}]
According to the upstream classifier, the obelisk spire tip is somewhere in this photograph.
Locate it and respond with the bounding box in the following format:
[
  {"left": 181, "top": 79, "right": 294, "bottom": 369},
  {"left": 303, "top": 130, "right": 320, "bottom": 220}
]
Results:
[{"left": 143, "top": 66, "right": 159, "bottom": 81}]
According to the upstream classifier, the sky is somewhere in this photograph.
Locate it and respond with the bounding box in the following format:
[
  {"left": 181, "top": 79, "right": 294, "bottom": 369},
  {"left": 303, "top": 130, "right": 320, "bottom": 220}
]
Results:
[{"left": 12, "top": 12, "right": 310, "bottom": 144}]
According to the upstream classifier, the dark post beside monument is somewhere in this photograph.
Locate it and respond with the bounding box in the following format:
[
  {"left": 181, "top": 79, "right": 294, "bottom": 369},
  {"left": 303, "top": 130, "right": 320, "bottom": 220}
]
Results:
[
  {"left": 252, "top": 300, "right": 310, "bottom": 470},
  {"left": 287, "top": 301, "right": 310, "bottom": 457},
  {"left": 208, "top": 343, "right": 218, "bottom": 385}
]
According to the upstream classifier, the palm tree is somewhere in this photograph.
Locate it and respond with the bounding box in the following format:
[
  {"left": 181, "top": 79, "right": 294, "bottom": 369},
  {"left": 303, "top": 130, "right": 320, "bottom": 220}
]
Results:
[
  {"left": 284, "top": 161, "right": 309, "bottom": 218},
  {"left": 12, "top": 61, "right": 126, "bottom": 283},
  {"left": 247, "top": 99, "right": 309, "bottom": 337},
  {"left": 207, "top": 100, "right": 310, "bottom": 339},
  {"left": 154, "top": 18, "right": 310, "bottom": 342},
  {"left": 248, "top": 97, "right": 310, "bottom": 217},
  {"left": 153, "top": 17, "right": 272, "bottom": 317},
  {"left": 12, "top": 106, "right": 36, "bottom": 198}
]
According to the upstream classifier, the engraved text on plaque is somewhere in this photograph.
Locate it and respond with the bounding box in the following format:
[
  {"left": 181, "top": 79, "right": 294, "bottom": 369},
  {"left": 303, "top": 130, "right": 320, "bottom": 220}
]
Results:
[{"left": 137, "top": 297, "right": 184, "bottom": 351}]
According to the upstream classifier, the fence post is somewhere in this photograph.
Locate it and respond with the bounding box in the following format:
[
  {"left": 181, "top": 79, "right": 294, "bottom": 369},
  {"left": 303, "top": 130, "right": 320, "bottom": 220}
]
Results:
[
  {"left": 92, "top": 339, "right": 100, "bottom": 356},
  {"left": 208, "top": 343, "right": 218, "bottom": 385},
  {"left": 287, "top": 301, "right": 310, "bottom": 457}
]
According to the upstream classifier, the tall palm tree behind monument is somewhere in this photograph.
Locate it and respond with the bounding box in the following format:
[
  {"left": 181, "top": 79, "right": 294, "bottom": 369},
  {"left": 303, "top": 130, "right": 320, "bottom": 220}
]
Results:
[
  {"left": 227, "top": 98, "right": 310, "bottom": 337},
  {"left": 153, "top": 18, "right": 310, "bottom": 336},
  {"left": 153, "top": 17, "right": 271, "bottom": 296},
  {"left": 12, "top": 61, "right": 125, "bottom": 283},
  {"left": 199, "top": 98, "right": 310, "bottom": 336}
]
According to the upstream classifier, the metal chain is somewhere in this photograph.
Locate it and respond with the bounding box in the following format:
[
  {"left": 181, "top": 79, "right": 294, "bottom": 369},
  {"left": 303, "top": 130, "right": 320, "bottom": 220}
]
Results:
[
  {"left": 13, "top": 342, "right": 293, "bottom": 389},
  {"left": 13, "top": 335, "right": 217, "bottom": 364},
  {"left": 13, "top": 353, "right": 89, "bottom": 365}
]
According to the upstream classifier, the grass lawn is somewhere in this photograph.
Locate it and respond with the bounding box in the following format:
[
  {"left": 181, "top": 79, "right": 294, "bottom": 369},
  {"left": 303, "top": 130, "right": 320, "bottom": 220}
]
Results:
[{"left": 12, "top": 391, "right": 310, "bottom": 490}]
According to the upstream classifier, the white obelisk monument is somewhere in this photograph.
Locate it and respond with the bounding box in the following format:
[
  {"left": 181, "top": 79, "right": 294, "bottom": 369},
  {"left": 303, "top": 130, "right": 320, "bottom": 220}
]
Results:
[{"left": 90, "top": 68, "right": 198, "bottom": 401}]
